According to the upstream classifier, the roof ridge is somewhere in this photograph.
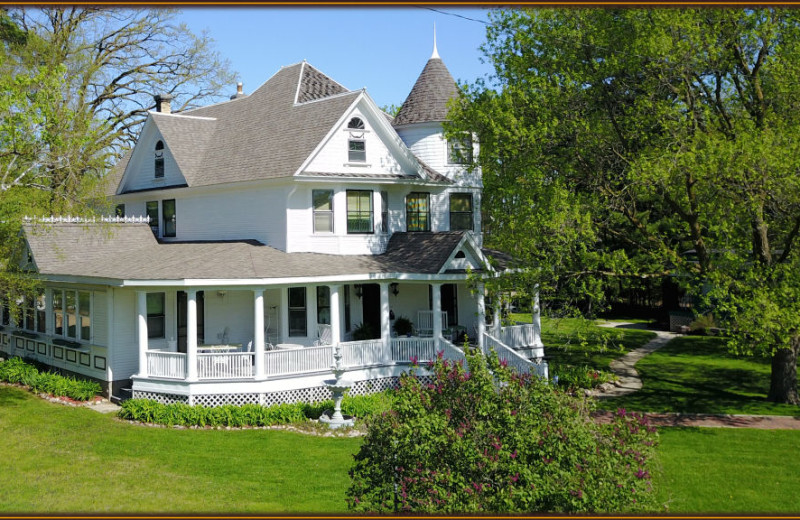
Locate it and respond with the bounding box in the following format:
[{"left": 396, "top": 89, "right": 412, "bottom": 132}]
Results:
[
  {"left": 150, "top": 112, "right": 217, "bottom": 121},
  {"left": 295, "top": 61, "right": 351, "bottom": 104}
]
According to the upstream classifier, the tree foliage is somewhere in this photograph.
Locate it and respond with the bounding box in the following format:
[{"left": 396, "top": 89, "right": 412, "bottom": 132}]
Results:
[
  {"left": 7, "top": 7, "right": 236, "bottom": 153},
  {"left": 0, "top": 7, "right": 235, "bottom": 315},
  {"left": 346, "top": 350, "right": 659, "bottom": 513},
  {"left": 448, "top": 8, "right": 800, "bottom": 403}
]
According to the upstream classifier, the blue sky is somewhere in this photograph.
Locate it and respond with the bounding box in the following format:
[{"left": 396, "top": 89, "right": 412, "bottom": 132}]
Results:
[{"left": 176, "top": 6, "right": 496, "bottom": 109}]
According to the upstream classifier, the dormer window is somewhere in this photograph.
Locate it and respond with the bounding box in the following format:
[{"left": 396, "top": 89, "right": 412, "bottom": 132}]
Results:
[
  {"left": 347, "top": 117, "right": 366, "bottom": 163},
  {"left": 154, "top": 140, "right": 165, "bottom": 178}
]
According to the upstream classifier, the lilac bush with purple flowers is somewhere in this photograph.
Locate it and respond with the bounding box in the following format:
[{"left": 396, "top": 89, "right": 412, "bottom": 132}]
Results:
[{"left": 346, "top": 348, "right": 658, "bottom": 513}]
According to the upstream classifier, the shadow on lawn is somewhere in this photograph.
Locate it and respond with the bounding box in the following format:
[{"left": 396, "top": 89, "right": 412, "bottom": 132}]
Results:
[{"left": 0, "top": 385, "right": 30, "bottom": 405}]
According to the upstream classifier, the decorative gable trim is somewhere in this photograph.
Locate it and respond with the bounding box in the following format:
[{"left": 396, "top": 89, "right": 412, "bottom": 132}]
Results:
[{"left": 439, "top": 232, "right": 491, "bottom": 275}]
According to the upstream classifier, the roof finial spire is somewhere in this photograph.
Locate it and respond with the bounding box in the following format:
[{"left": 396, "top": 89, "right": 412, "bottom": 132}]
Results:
[{"left": 431, "top": 23, "right": 440, "bottom": 59}]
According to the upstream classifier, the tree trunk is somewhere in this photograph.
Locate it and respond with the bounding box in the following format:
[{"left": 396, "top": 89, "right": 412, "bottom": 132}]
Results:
[{"left": 767, "top": 337, "right": 800, "bottom": 405}]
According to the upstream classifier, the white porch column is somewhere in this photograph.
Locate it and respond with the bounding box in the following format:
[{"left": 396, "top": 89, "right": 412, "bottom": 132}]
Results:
[
  {"left": 186, "top": 289, "right": 198, "bottom": 381},
  {"left": 379, "top": 282, "right": 390, "bottom": 347},
  {"left": 431, "top": 283, "right": 443, "bottom": 340},
  {"left": 254, "top": 288, "right": 265, "bottom": 380},
  {"left": 493, "top": 294, "right": 502, "bottom": 336},
  {"left": 279, "top": 287, "right": 289, "bottom": 344},
  {"left": 330, "top": 285, "right": 341, "bottom": 345},
  {"left": 532, "top": 285, "right": 544, "bottom": 349},
  {"left": 136, "top": 291, "right": 148, "bottom": 378},
  {"left": 477, "top": 282, "right": 486, "bottom": 351}
]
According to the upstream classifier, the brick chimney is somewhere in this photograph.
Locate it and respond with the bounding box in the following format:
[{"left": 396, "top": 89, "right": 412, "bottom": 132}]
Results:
[
  {"left": 154, "top": 93, "right": 173, "bottom": 114},
  {"left": 230, "top": 82, "right": 246, "bottom": 100}
]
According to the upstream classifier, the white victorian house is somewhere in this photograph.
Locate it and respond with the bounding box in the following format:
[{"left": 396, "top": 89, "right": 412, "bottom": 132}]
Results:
[{"left": 1, "top": 46, "right": 545, "bottom": 406}]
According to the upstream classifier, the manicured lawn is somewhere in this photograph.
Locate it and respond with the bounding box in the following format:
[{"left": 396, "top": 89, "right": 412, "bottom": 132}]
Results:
[
  {"left": 533, "top": 316, "right": 657, "bottom": 372},
  {"left": 656, "top": 427, "right": 800, "bottom": 513},
  {"left": 601, "top": 335, "right": 800, "bottom": 417},
  {"left": 4, "top": 384, "right": 800, "bottom": 513},
  {"left": 0, "top": 385, "right": 359, "bottom": 513}
]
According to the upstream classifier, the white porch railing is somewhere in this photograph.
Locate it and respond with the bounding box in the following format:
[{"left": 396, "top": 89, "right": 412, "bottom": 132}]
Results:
[
  {"left": 197, "top": 352, "right": 254, "bottom": 380},
  {"left": 499, "top": 323, "right": 544, "bottom": 357},
  {"left": 482, "top": 332, "right": 543, "bottom": 377},
  {"left": 264, "top": 345, "right": 334, "bottom": 377},
  {"left": 438, "top": 338, "right": 467, "bottom": 365},
  {"left": 391, "top": 337, "right": 436, "bottom": 362},
  {"left": 341, "top": 339, "right": 388, "bottom": 367},
  {"left": 146, "top": 351, "right": 187, "bottom": 379}
]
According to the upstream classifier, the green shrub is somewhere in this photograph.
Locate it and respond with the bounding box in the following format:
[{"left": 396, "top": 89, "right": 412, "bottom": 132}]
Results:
[
  {"left": 552, "top": 364, "right": 615, "bottom": 390},
  {"left": 118, "top": 390, "right": 397, "bottom": 428},
  {"left": 0, "top": 357, "right": 101, "bottom": 401},
  {"left": 346, "top": 349, "right": 659, "bottom": 513},
  {"left": 119, "top": 399, "right": 310, "bottom": 427}
]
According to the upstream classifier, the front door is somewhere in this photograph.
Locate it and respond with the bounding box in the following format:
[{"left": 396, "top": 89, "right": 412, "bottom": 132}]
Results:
[
  {"left": 177, "top": 291, "right": 205, "bottom": 353},
  {"left": 442, "top": 284, "right": 458, "bottom": 327},
  {"left": 361, "top": 283, "right": 381, "bottom": 339}
]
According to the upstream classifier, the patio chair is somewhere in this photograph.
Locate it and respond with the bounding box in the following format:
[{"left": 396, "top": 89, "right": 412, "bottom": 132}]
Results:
[{"left": 314, "top": 323, "right": 332, "bottom": 346}]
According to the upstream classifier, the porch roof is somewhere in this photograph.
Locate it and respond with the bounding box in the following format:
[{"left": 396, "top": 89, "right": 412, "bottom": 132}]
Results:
[{"left": 22, "top": 223, "right": 482, "bottom": 283}]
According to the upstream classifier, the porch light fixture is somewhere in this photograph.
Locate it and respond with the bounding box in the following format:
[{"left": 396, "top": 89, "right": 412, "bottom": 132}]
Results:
[
  {"left": 354, "top": 284, "right": 363, "bottom": 299},
  {"left": 217, "top": 290, "right": 227, "bottom": 298},
  {"left": 390, "top": 283, "right": 399, "bottom": 296}
]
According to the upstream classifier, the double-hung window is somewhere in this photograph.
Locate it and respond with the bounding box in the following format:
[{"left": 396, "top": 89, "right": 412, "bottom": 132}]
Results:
[
  {"left": 317, "top": 286, "right": 330, "bottom": 325},
  {"left": 406, "top": 192, "right": 431, "bottom": 232},
  {"left": 449, "top": 193, "right": 474, "bottom": 231},
  {"left": 162, "top": 199, "right": 176, "bottom": 237},
  {"left": 20, "top": 294, "right": 43, "bottom": 333},
  {"left": 347, "top": 190, "right": 373, "bottom": 234},
  {"left": 52, "top": 289, "right": 91, "bottom": 341},
  {"left": 348, "top": 140, "right": 366, "bottom": 163},
  {"left": 146, "top": 201, "right": 159, "bottom": 237},
  {"left": 313, "top": 190, "right": 333, "bottom": 233},
  {"left": 147, "top": 293, "right": 165, "bottom": 339},
  {"left": 380, "top": 191, "right": 388, "bottom": 233},
  {"left": 78, "top": 291, "right": 91, "bottom": 341},
  {"left": 288, "top": 287, "right": 307, "bottom": 337},
  {"left": 447, "top": 135, "right": 473, "bottom": 164}
]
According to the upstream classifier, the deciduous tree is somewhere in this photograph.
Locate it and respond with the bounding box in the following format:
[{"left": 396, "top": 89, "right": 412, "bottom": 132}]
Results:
[{"left": 449, "top": 8, "right": 800, "bottom": 403}]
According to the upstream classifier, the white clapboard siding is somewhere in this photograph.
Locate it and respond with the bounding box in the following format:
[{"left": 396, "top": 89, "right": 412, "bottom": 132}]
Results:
[
  {"left": 110, "top": 289, "right": 139, "bottom": 379},
  {"left": 92, "top": 291, "right": 108, "bottom": 347}
]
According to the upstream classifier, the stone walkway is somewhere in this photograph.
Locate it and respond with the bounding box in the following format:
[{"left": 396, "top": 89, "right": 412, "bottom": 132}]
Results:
[
  {"left": 587, "top": 321, "right": 800, "bottom": 430},
  {"left": 588, "top": 322, "right": 678, "bottom": 399}
]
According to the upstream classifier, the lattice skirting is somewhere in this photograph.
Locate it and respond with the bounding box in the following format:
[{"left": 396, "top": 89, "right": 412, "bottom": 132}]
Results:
[
  {"left": 133, "top": 375, "right": 437, "bottom": 408},
  {"left": 132, "top": 391, "right": 188, "bottom": 405}
]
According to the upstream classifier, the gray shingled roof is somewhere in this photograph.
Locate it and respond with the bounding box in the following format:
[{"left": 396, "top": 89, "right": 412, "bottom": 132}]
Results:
[
  {"left": 393, "top": 57, "right": 459, "bottom": 127},
  {"left": 23, "top": 224, "right": 477, "bottom": 281},
  {"left": 380, "top": 232, "right": 467, "bottom": 273},
  {"left": 149, "top": 113, "right": 217, "bottom": 188},
  {"left": 110, "top": 61, "right": 453, "bottom": 195},
  {"left": 109, "top": 63, "right": 360, "bottom": 194}
]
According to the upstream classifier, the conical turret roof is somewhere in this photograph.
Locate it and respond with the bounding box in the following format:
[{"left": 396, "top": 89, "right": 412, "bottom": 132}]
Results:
[{"left": 393, "top": 55, "right": 458, "bottom": 127}]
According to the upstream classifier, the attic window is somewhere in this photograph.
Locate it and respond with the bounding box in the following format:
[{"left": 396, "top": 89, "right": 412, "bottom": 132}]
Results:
[
  {"left": 455, "top": 251, "right": 466, "bottom": 259},
  {"left": 154, "top": 141, "right": 165, "bottom": 178},
  {"left": 347, "top": 117, "right": 366, "bottom": 163},
  {"left": 348, "top": 117, "right": 365, "bottom": 130}
]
